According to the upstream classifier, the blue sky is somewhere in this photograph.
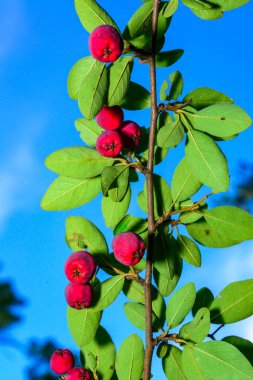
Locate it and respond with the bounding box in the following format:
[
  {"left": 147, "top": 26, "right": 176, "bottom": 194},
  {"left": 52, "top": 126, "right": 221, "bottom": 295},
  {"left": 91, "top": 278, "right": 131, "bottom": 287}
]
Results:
[{"left": 0, "top": 0, "right": 253, "bottom": 379}]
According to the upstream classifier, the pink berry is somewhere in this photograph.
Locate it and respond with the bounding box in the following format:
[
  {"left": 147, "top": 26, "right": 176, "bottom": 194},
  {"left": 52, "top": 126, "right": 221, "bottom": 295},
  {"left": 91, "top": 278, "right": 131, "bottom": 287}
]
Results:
[
  {"left": 50, "top": 349, "right": 75, "bottom": 375},
  {"left": 96, "top": 130, "right": 123, "bottom": 157},
  {"left": 66, "top": 367, "right": 91, "bottom": 380},
  {"left": 96, "top": 105, "right": 124, "bottom": 130},
  {"left": 65, "top": 283, "right": 93, "bottom": 309},
  {"left": 112, "top": 232, "right": 146, "bottom": 266},
  {"left": 89, "top": 25, "right": 123, "bottom": 63},
  {"left": 119, "top": 121, "right": 142, "bottom": 150},
  {"left": 65, "top": 251, "right": 96, "bottom": 285}
]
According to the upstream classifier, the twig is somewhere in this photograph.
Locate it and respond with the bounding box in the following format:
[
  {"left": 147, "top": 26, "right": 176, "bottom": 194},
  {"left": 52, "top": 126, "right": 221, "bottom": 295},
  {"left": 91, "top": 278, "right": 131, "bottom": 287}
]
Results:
[{"left": 208, "top": 324, "right": 224, "bottom": 340}]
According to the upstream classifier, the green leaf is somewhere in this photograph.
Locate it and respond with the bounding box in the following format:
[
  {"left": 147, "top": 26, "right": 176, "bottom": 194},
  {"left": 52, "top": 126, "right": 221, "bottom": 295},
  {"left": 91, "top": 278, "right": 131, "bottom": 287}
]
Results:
[
  {"left": 183, "top": 341, "right": 253, "bottom": 379},
  {"left": 107, "top": 57, "right": 133, "bottom": 106},
  {"left": 222, "top": 336, "right": 253, "bottom": 366},
  {"left": 114, "top": 215, "right": 147, "bottom": 235},
  {"left": 82, "top": 326, "right": 116, "bottom": 380},
  {"left": 101, "top": 165, "right": 129, "bottom": 202},
  {"left": 124, "top": 302, "right": 156, "bottom": 331},
  {"left": 182, "top": 0, "right": 223, "bottom": 20},
  {"left": 74, "top": 0, "right": 119, "bottom": 32},
  {"left": 155, "top": 49, "right": 184, "bottom": 68},
  {"left": 162, "top": 346, "right": 187, "bottom": 380},
  {"left": 152, "top": 287, "right": 166, "bottom": 329},
  {"left": 120, "top": 81, "right": 151, "bottom": 110},
  {"left": 67, "top": 307, "right": 102, "bottom": 348},
  {"left": 75, "top": 118, "right": 103, "bottom": 148},
  {"left": 90, "top": 275, "right": 125, "bottom": 312},
  {"left": 157, "top": 114, "right": 184, "bottom": 148},
  {"left": 123, "top": 2, "right": 153, "bottom": 40},
  {"left": 206, "top": 0, "right": 250, "bottom": 11},
  {"left": 45, "top": 147, "right": 114, "bottom": 179},
  {"left": 65, "top": 216, "right": 108, "bottom": 260},
  {"left": 166, "top": 283, "right": 196, "bottom": 328},
  {"left": 209, "top": 279, "right": 253, "bottom": 324},
  {"left": 169, "top": 70, "right": 184, "bottom": 101},
  {"left": 123, "top": 280, "right": 145, "bottom": 303},
  {"left": 192, "top": 287, "right": 214, "bottom": 316},
  {"left": 102, "top": 185, "right": 131, "bottom": 228},
  {"left": 183, "top": 87, "right": 233, "bottom": 111},
  {"left": 154, "top": 259, "right": 182, "bottom": 297},
  {"left": 163, "top": 0, "right": 179, "bottom": 17},
  {"left": 179, "top": 308, "right": 210, "bottom": 343},
  {"left": 184, "top": 128, "right": 229, "bottom": 193},
  {"left": 182, "top": 346, "right": 212, "bottom": 380},
  {"left": 177, "top": 235, "right": 201, "bottom": 267},
  {"left": 154, "top": 234, "right": 178, "bottom": 279},
  {"left": 171, "top": 157, "right": 202, "bottom": 203},
  {"left": 160, "top": 79, "right": 169, "bottom": 101},
  {"left": 78, "top": 61, "right": 107, "bottom": 120},
  {"left": 157, "top": 342, "right": 169, "bottom": 359},
  {"left": 41, "top": 175, "right": 101, "bottom": 211},
  {"left": 116, "top": 334, "right": 144, "bottom": 380},
  {"left": 185, "top": 104, "right": 252, "bottom": 138},
  {"left": 67, "top": 56, "right": 97, "bottom": 100}
]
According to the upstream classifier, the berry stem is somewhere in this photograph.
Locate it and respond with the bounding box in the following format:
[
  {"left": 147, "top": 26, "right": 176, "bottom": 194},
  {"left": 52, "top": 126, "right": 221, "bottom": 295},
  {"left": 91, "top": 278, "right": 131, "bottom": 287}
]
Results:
[{"left": 143, "top": 1, "right": 160, "bottom": 379}]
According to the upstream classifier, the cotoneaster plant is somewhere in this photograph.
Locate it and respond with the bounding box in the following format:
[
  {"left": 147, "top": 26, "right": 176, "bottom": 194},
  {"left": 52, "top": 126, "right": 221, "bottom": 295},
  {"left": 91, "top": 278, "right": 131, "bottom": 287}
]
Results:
[{"left": 42, "top": 0, "right": 253, "bottom": 379}]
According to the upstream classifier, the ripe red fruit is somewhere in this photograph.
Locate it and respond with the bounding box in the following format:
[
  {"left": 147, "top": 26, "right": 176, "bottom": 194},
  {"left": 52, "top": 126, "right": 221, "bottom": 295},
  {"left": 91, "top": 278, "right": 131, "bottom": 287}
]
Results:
[
  {"left": 96, "top": 130, "right": 123, "bottom": 157},
  {"left": 50, "top": 349, "right": 75, "bottom": 375},
  {"left": 119, "top": 121, "right": 142, "bottom": 150},
  {"left": 112, "top": 232, "right": 146, "bottom": 266},
  {"left": 96, "top": 105, "right": 124, "bottom": 130},
  {"left": 65, "top": 283, "right": 93, "bottom": 309},
  {"left": 89, "top": 25, "right": 123, "bottom": 63},
  {"left": 64, "top": 251, "right": 96, "bottom": 285},
  {"left": 66, "top": 367, "right": 91, "bottom": 380}
]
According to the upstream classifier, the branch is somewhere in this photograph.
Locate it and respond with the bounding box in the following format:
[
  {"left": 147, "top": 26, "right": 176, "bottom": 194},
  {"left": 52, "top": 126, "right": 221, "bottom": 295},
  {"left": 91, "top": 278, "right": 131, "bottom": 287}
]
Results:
[
  {"left": 153, "top": 333, "right": 191, "bottom": 347},
  {"left": 208, "top": 324, "right": 224, "bottom": 340}
]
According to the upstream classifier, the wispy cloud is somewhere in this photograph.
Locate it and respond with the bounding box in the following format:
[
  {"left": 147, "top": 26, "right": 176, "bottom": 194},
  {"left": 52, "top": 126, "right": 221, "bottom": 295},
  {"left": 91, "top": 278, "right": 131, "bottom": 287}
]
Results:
[{"left": 0, "top": 0, "right": 27, "bottom": 61}]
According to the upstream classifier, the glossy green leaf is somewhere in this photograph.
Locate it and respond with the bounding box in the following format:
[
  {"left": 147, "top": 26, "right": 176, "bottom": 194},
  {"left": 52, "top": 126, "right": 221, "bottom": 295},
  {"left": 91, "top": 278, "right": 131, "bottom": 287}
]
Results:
[
  {"left": 123, "top": 281, "right": 145, "bottom": 303},
  {"left": 124, "top": 302, "right": 157, "bottom": 331},
  {"left": 67, "top": 56, "right": 97, "bottom": 100},
  {"left": 157, "top": 342, "right": 169, "bottom": 359},
  {"left": 78, "top": 61, "right": 107, "bottom": 120},
  {"left": 157, "top": 114, "right": 184, "bottom": 148},
  {"left": 171, "top": 157, "right": 202, "bottom": 202},
  {"left": 209, "top": 279, "right": 253, "bottom": 324},
  {"left": 107, "top": 57, "right": 133, "bottom": 106},
  {"left": 182, "top": 346, "right": 212, "bottom": 380},
  {"left": 207, "top": 0, "right": 250, "bottom": 11},
  {"left": 177, "top": 235, "right": 201, "bottom": 267},
  {"left": 179, "top": 209, "right": 204, "bottom": 224},
  {"left": 74, "top": 0, "right": 119, "bottom": 32},
  {"left": 166, "top": 283, "right": 196, "bottom": 328},
  {"left": 45, "top": 147, "right": 114, "bottom": 179},
  {"left": 101, "top": 165, "right": 129, "bottom": 202},
  {"left": 182, "top": 0, "right": 223, "bottom": 20},
  {"left": 116, "top": 334, "right": 144, "bottom": 380},
  {"left": 184, "top": 128, "right": 229, "bottom": 193},
  {"left": 120, "top": 81, "right": 151, "bottom": 110},
  {"left": 162, "top": 346, "right": 186, "bottom": 380},
  {"left": 82, "top": 326, "right": 116, "bottom": 380},
  {"left": 222, "top": 336, "right": 253, "bottom": 366},
  {"left": 183, "top": 341, "right": 253, "bottom": 379},
  {"left": 75, "top": 118, "right": 103, "bottom": 148},
  {"left": 160, "top": 79, "right": 169, "bottom": 101},
  {"left": 192, "top": 287, "right": 214, "bottom": 316},
  {"left": 114, "top": 215, "right": 147, "bottom": 235},
  {"left": 90, "top": 275, "right": 125, "bottom": 312},
  {"left": 169, "top": 70, "right": 184, "bottom": 101},
  {"left": 123, "top": 2, "right": 153, "bottom": 40},
  {"left": 102, "top": 185, "right": 131, "bottom": 228},
  {"left": 154, "top": 234, "right": 178, "bottom": 279},
  {"left": 179, "top": 308, "right": 210, "bottom": 343},
  {"left": 152, "top": 287, "right": 166, "bottom": 329},
  {"left": 154, "top": 258, "right": 182, "bottom": 297},
  {"left": 41, "top": 175, "right": 101, "bottom": 211},
  {"left": 155, "top": 49, "right": 184, "bottom": 68},
  {"left": 65, "top": 216, "right": 108, "bottom": 260},
  {"left": 185, "top": 104, "right": 252, "bottom": 138},
  {"left": 183, "top": 87, "right": 233, "bottom": 111},
  {"left": 163, "top": 0, "right": 179, "bottom": 17},
  {"left": 67, "top": 307, "right": 102, "bottom": 348}
]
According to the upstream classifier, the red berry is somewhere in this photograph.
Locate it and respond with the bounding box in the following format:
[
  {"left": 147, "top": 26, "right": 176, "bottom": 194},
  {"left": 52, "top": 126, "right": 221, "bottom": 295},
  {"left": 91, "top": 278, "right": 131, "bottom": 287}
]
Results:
[
  {"left": 66, "top": 367, "right": 91, "bottom": 380},
  {"left": 50, "top": 349, "right": 75, "bottom": 375},
  {"left": 96, "top": 105, "right": 124, "bottom": 130},
  {"left": 89, "top": 25, "right": 123, "bottom": 63},
  {"left": 65, "top": 283, "right": 93, "bottom": 309},
  {"left": 65, "top": 251, "right": 96, "bottom": 285},
  {"left": 119, "top": 121, "right": 142, "bottom": 150},
  {"left": 96, "top": 130, "right": 123, "bottom": 157},
  {"left": 112, "top": 232, "right": 146, "bottom": 266}
]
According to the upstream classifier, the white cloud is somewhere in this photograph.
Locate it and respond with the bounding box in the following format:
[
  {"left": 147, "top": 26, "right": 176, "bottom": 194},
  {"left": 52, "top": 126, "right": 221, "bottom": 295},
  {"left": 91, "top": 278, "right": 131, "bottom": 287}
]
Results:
[{"left": 0, "top": 0, "right": 27, "bottom": 61}]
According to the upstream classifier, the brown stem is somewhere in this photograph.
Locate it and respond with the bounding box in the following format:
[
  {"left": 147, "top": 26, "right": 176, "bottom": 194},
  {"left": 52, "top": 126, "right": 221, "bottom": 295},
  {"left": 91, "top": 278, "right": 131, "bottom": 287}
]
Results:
[
  {"left": 143, "top": 1, "right": 160, "bottom": 379},
  {"left": 153, "top": 333, "right": 191, "bottom": 347}
]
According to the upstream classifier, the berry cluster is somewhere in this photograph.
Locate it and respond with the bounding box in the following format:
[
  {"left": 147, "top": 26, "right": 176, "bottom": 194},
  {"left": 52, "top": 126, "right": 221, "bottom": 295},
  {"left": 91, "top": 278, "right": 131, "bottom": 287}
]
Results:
[
  {"left": 96, "top": 105, "right": 141, "bottom": 157},
  {"left": 50, "top": 348, "right": 91, "bottom": 379},
  {"left": 64, "top": 251, "right": 96, "bottom": 310}
]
